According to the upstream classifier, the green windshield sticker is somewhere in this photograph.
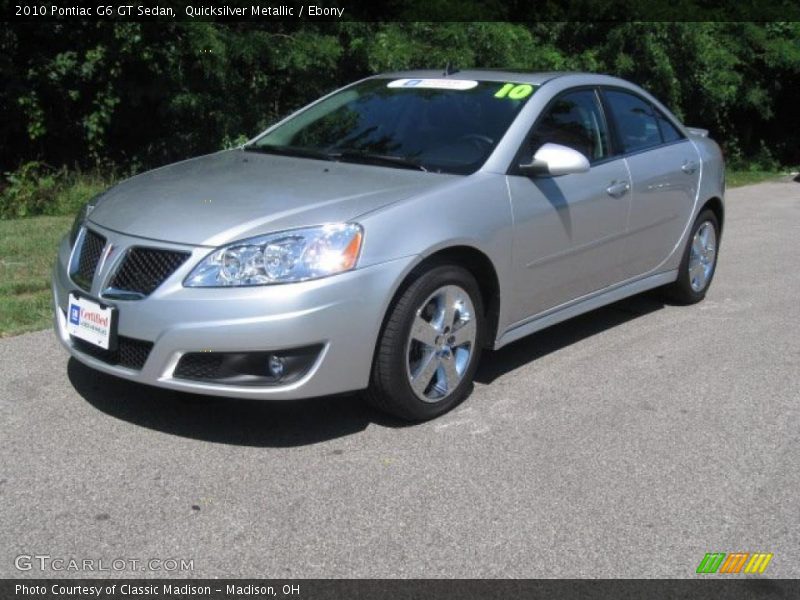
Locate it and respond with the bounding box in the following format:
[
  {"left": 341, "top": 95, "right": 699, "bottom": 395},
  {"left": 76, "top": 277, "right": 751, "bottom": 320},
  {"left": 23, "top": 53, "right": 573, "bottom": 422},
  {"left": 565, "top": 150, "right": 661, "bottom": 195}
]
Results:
[{"left": 495, "top": 83, "right": 534, "bottom": 100}]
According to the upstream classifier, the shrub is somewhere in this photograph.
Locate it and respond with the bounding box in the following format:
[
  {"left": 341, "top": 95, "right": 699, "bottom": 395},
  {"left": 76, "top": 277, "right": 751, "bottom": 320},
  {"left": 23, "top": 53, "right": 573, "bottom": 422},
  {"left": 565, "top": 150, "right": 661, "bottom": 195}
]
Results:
[
  {"left": 0, "top": 162, "right": 113, "bottom": 219},
  {"left": 0, "top": 162, "right": 59, "bottom": 218}
]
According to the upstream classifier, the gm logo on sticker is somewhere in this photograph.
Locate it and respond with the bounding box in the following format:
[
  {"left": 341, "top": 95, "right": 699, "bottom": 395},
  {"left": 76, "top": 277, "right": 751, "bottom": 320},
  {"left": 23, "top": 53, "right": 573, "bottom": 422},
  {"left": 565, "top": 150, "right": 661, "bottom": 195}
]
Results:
[{"left": 69, "top": 304, "right": 81, "bottom": 325}]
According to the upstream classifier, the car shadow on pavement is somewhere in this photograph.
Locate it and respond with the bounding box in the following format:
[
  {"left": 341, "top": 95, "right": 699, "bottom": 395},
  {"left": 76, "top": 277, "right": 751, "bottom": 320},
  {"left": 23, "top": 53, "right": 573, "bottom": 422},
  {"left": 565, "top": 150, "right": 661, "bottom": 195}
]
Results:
[
  {"left": 68, "top": 292, "right": 666, "bottom": 447},
  {"left": 68, "top": 360, "right": 407, "bottom": 448},
  {"left": 475, "top": 292, "right": 666, "bottom": 384}
]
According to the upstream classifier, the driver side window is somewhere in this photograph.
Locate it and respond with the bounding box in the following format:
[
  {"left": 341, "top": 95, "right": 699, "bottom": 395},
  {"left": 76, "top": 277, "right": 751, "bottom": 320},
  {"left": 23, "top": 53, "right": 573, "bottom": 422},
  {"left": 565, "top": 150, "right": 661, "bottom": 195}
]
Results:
[{"left": 528, "top": 90, "right": 610, "bottom": 163}]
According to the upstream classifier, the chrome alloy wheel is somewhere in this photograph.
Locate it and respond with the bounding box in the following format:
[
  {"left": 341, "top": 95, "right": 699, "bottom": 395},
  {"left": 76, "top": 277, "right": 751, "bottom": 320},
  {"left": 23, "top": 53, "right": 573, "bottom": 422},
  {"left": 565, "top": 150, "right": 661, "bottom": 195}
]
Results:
[
  {"left": 405, "top": 284, "right": 477, "bottom": 403},
  {"left": 688, "top": 221, "right": 717, "bottom": 292}
]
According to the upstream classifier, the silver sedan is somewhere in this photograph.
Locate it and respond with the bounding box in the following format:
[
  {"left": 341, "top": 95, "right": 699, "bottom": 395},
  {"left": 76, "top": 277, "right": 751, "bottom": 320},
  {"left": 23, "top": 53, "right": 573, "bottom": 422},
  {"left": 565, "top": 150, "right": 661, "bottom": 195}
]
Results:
[{"left": 53, "top": 70, "right": 724, "bottom": 421}]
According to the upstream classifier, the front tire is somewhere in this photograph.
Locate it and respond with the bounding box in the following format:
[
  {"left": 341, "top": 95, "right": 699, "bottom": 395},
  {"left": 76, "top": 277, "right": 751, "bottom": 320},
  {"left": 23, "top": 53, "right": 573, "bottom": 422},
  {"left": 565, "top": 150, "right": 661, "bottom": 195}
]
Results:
[
  {"left": 366, "top": 265, "right": 485, "bottom": 421},
  {"left": 665, "top": 209, "right": 720, "bottom": 304}
]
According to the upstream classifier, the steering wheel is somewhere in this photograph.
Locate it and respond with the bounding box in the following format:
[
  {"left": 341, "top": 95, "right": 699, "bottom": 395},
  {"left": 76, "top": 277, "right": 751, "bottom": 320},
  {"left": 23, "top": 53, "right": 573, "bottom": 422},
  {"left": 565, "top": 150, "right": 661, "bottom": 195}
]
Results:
[{"left": 457, "top": 134, "right": 494, "bottom": 151}]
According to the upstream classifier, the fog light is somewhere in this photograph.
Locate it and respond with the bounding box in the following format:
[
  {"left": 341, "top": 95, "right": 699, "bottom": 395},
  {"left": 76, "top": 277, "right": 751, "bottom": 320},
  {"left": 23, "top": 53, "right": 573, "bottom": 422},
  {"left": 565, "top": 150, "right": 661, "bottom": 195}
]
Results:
[
  {"left": 174, "top": 345, "right": 322, "bottom": 386},
  {"left": 268, "top": 355, "right": 285, "bottom": 378}
]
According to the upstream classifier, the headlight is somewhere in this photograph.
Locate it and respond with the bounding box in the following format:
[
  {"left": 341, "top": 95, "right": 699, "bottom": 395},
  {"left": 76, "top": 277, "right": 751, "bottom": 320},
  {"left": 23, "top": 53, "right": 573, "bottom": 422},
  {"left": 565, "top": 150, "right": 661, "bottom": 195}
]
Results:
[
  {"left": 184, "top": 223, "right": 364, "bottom": 287},
  {"left": 69, "top": 197, "right": 99, "bottom": 247}
]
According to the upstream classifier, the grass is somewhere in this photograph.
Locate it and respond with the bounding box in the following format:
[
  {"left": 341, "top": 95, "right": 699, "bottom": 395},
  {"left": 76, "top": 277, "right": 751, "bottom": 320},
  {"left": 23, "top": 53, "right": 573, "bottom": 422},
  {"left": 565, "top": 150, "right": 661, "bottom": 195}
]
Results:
[
  {"left": 0, "top": 166, "right": 114, "bottom": 336},
  {"left": 0, "top": 215, "right": 72, "bottom": 337},
  {"left": 726, "top": 168, "right": 794, "bottom": 188},
  {"left": 0, "top": 166, "right": 795, "bottom": 337}
]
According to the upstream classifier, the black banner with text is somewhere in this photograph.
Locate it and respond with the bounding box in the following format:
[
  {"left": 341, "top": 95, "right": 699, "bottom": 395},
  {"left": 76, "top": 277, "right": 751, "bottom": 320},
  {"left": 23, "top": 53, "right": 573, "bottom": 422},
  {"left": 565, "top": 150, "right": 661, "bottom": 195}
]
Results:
[
  {"left": 4, "top": 579, "right": 800, "bottom": 600},
  {"left": 4, "top": 0, "right": 800, "bottom": 22}
]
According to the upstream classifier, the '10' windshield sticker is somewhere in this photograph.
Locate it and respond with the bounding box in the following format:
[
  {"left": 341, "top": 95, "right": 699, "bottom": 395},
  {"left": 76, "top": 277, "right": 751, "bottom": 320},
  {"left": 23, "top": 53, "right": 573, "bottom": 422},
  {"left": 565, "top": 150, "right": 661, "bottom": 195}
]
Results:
[{"left": 495, "top": 83, "right": 534, "bottom": 99}]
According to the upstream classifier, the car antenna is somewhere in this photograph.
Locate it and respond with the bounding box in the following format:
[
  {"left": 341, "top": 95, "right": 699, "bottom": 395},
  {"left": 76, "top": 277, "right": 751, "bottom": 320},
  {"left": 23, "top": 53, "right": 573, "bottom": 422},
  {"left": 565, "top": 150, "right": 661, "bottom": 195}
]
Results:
[{"left": 443, "top": 62, "right": 460, "bottom": 76}]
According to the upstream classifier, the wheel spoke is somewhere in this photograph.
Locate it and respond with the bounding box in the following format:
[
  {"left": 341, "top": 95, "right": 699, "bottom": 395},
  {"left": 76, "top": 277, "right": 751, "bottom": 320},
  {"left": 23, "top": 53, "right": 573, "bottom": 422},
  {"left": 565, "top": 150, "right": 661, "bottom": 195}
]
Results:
[
  {"left": 440, "top": 355, "right": 460, "bottom": 392},
  {"left": 410, "top": 314, "right": 439, "bottom": 348},
  {"left": 450, "top": 318, "right": 476, "bottom": 348},
  {"left": 441, "top": 287, "right": 459, "bottom": 330},
  {"left": 692, "top": 236, "right": 704, "bottom": 257},
  {"left": 699, "top": 224, "right": 710, "bottom": 247},
  {"left": 410, "top": 352, "right": 439, "bottom": 396},
  {"left": 688, "top": 261, "right": 700, "bottom": 282},
  {"left": 692, "top": 263, "right": 707, "bottom": 288}
]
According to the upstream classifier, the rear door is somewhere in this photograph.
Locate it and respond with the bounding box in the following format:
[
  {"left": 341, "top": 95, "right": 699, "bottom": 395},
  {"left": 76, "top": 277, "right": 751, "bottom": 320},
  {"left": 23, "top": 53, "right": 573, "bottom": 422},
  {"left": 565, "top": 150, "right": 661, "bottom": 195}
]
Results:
[
  {"left": 601, "top": 88, "right": 701, "bottom": 277},
  {"left": 506, "top": 88, "right": 631, "bottom": 324}
]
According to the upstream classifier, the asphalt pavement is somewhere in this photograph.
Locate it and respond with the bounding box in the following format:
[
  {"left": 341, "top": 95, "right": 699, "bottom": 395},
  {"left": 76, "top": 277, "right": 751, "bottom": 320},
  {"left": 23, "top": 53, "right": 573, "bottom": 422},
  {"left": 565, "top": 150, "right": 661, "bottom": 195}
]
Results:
[{"left": 1, "top": 179, "right": 798, "bottom": 578}]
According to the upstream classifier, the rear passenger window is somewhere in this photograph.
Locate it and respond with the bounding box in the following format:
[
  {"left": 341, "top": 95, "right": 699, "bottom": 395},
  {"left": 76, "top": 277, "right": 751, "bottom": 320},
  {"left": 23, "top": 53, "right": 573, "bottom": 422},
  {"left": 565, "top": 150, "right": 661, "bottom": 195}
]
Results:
[
  {"left": 655, "top": 109, "right": 684, "bottom": 143},
  {"left": 604, "top": 90, "right": 662, "bottom": 153}
]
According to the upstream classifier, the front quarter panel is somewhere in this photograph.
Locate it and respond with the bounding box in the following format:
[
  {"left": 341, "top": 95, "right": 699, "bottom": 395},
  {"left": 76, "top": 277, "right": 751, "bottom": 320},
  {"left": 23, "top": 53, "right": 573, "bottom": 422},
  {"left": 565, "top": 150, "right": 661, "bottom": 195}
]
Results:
[{"left": 357, "top": 172, "right": 514, "bottom": 335}]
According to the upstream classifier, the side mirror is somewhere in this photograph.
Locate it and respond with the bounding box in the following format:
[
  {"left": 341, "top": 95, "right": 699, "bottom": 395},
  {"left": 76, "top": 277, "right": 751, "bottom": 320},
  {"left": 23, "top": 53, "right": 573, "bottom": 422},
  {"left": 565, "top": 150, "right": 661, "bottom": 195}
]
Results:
[{"left": 518, "top": 143, "right": 590, "bottom": 177}]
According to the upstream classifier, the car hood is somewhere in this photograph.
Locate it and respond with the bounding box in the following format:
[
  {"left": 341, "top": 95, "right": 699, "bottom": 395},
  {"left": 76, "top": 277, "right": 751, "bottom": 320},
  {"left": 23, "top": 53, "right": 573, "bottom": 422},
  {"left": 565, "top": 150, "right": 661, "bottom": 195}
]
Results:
[{"left": 88, "top": 150, "right": 456, "bottom": 246}]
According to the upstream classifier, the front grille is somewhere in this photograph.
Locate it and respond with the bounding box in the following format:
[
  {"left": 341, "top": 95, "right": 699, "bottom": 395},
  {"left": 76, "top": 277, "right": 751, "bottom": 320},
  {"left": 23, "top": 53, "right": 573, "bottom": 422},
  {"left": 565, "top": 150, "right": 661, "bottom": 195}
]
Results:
[
  {"left": 71, "top": 335, "right": 153, "bottom": 370},
  {"left": 72, "top": 229, "right": 106, "bottom": 290},
  {"left": 109, "top": 247, "right": 190, "bottom": 296}
]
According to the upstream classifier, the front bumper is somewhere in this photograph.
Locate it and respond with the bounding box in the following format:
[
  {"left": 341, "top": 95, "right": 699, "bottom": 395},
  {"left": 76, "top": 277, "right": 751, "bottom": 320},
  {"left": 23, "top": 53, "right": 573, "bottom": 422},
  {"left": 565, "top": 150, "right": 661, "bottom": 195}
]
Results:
[{"left": 53, "top": 224, "right": 414, "bottom": 400}]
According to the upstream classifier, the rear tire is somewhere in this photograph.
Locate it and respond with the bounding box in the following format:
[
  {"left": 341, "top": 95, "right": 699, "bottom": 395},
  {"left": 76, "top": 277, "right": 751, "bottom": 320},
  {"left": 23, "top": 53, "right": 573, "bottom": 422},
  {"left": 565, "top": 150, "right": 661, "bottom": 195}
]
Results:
[
  {"left": 365, "top": 265, "right": 485, "bottom": 422},
  {"left": 665, "top": 209, "right": 720, "bottom": 304}
]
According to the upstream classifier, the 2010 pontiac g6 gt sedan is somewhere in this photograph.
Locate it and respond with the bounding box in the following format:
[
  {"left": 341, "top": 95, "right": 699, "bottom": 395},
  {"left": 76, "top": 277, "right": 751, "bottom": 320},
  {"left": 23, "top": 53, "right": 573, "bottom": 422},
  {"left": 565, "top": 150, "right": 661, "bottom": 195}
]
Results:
[{"left": 54, "top": 70, "right": 724, "bottom": 421}]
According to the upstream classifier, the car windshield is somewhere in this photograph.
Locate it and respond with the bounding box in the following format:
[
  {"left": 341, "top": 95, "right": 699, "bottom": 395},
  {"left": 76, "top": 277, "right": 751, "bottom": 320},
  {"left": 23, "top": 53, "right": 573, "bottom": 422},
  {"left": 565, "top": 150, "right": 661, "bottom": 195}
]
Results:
[{"left": 247, "top": 78, "right": 536, "bottom": 175}]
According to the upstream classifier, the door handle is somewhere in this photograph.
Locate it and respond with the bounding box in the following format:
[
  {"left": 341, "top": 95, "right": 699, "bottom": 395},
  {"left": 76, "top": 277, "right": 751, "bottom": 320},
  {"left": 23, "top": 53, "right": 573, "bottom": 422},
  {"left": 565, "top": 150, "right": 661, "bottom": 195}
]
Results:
[
  {"left": 606, "top": 180, "right": 630, "bottom": 198},
  {"left": 682, "top": 160, "right": 698, "bottom": 174}
]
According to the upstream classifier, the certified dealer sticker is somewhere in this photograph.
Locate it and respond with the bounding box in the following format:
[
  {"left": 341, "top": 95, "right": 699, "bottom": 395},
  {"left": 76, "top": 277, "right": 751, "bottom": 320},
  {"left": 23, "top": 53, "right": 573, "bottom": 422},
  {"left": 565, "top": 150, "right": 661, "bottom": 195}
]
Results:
[
  {"left": 66, "top": 293, "right": 114, "bottom": 349},
  {"left": 387, "top": 78, "right": 479, "bottom": 90}
]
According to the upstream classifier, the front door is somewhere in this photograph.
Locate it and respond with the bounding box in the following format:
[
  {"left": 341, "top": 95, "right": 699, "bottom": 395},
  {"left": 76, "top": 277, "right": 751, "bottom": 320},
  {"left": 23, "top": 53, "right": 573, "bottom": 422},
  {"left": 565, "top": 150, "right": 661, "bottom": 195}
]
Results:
[{"left": 506, "top": 89, "right": 631, "bottom": 325}]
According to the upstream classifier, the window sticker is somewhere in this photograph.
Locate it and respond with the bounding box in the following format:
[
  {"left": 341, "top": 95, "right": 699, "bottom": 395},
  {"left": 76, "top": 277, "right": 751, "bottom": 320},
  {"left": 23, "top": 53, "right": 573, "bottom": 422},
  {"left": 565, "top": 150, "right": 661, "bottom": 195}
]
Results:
[
  {"left": 387, "top": 78, "right": 479, "bottom": 90},
  {"left": 494, "top": 83, "right": 534, "bottom": 99}
]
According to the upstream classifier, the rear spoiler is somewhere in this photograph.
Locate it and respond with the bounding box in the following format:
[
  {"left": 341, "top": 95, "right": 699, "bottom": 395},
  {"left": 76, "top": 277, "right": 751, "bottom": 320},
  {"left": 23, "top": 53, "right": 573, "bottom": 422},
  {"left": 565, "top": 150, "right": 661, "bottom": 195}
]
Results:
[{"left": 686, "top": 127, "right": 709, "bottom": 138}]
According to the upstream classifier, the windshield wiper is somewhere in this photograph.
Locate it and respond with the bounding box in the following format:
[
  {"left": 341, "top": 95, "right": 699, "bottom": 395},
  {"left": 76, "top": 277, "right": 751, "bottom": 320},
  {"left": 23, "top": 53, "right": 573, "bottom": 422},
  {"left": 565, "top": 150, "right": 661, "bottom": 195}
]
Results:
[
  {"left": 331, "top": 150, "right": 427, "bottom": 172},
  {"left": 242, "top": 144, "right": 336, "bottom": 162},
  {"left": 243, "top": 145, "right": 427, "bottom": 172}
]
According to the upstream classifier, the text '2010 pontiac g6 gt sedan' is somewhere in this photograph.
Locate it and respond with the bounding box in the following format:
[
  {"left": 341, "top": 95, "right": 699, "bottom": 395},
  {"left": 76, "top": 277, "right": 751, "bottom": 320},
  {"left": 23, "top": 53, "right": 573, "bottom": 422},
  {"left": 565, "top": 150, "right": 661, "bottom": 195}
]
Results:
[{"left": 54, "top": 70, "right": 724, "bottom": 421}]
